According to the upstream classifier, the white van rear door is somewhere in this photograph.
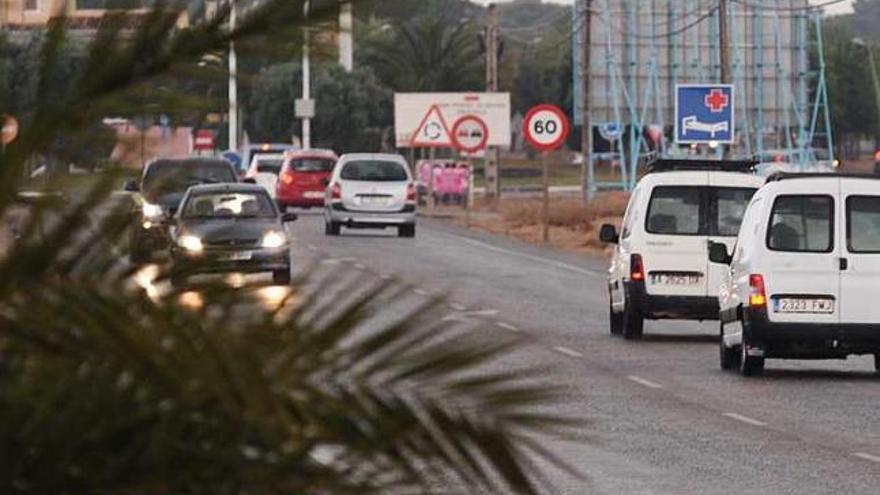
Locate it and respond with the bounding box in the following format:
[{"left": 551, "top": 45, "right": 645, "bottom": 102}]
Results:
[
  {"left": 839, "top": 179, "right": 880, "bottom": 324},
  {"left": 762, "top": 179, "right": 840, "bottom": 325}
]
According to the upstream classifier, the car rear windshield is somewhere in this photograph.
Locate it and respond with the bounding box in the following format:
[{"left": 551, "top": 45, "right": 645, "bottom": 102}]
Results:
[
  {"left": 290, "top": 158, "right": 335, "bottom": 173},
  {"left": 252, "top": 154, "right": 284, "bottom": 175},
  {"left": 143, "top": 161, "right": 236, "bottom": 200},
  {"left": 340, "top": 160, "right": 408, "bottom": 182},
  {"left": 182, "top": 191, "right": 276, "bottom": 219},
  {"left": 767, "top": 195, "right": 834, "bottom": 253},
  {"left": 847, "top": 196, "right": 880, "bottom": 253},
  {"left": 645, "top": 186, "right": 757, "bottom": 236}
]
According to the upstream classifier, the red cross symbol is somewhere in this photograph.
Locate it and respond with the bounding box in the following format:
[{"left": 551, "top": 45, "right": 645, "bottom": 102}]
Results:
[{"left": 705, "top": 89, "right": 729, "bottom": 113}]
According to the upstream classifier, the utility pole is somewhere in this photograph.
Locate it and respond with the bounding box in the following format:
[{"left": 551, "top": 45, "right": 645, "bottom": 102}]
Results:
[
  {"left": 718, "top": 0, "right": 731, "bottom": 157},
  {"left": 579, "top": 0, "right": 593, "bottom": 204},
  {"left": 228, "top": 0, "right": 239, "bottom": 151},
  {"left": 302, "top": 0, "right": 311, "bottom": 149},
  {"left": 485, "top": 4, "right": 500, "bottom": 204}
]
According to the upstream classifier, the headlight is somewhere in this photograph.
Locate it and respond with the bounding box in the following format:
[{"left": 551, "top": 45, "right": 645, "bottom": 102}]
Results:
[
  {"left": 142, "top": 202, "right": 164, "bottom": 219},
  {"left": 261, "top": 231, "right": 287, "bottom": 249},
  {"left": 177, "top": 234, "right": 204, "bottom": 253}
]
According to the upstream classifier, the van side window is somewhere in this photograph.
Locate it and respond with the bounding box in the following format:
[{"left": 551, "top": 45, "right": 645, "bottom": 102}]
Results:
[
  {"left": 847, "top": 196, "right": 880, "bottom": 253},
  {"left": 766, "top": 195, "right": 834, "bottom": 253}
]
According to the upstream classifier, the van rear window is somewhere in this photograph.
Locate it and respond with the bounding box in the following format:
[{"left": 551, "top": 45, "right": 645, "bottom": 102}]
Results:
[
  {"left": 767, "top": 195, "right": 833, "bottom": 253},
  {"left": 645, "top": 186, "right": 757, "bottom": 236},
  {"left": 847, "top": 196, "right": 880, "bottom": 253}
]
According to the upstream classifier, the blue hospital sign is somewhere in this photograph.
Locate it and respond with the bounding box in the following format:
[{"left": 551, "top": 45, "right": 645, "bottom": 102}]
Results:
[{"left": 675, "top": 84, "right": 735, "bottom": 144}]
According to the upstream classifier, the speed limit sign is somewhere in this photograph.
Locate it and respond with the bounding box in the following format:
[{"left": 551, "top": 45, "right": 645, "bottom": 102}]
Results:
[{"left": 523, "top": 104, "right": 570, "bottom": 151}]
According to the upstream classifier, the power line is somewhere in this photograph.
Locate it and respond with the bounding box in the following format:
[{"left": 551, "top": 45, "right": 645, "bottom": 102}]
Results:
[
  {"left": 730, "top": 0, "right": 849, "bottom": 12},
  {"left": 595, "top": 5, "right": 719, "bottom": 40}
]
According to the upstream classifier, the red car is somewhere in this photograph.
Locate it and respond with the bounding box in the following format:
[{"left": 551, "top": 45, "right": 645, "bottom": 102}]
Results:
[{"left": 275, "top": 149, "right": 339, "bottom": 210}]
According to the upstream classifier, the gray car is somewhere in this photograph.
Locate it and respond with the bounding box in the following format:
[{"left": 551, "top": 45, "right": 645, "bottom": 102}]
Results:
[{"left": 323, "top": 153, "right": 417, "bottom": 238}]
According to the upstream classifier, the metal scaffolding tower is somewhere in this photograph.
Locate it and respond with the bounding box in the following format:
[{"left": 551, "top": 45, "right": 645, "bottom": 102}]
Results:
[{"left": 573, "top": 0, "right": 835, "bottom": 194}]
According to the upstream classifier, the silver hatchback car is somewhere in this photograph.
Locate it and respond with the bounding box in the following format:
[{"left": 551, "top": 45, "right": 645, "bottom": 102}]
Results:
[{"left": 323, "top": 153, "right": 417, "bottom": 238}]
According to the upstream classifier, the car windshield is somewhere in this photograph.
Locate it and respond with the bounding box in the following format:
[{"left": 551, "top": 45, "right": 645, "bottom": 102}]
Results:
[
  {"left": 340, "top": 160, "right": 408, "bottom": 181},
  {"left": 182, "top": 191, "right": 277, "bottom": 219},
  {"left": 252, "top": 154, "right": 284, "bottom": 175},
  {"left": 290, "top": 157, "right": 335, "bottom": 173},
  {"left": 142, "top": 161, "right": 236, "bottom": 201},
  {"left": 646, "top": 186, "right": 757, "bottom": 236}
]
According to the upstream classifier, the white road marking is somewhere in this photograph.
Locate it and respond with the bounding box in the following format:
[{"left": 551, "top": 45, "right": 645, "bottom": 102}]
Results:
[
  {"left": 554, "top": 346, "right": 583, "bottom": 358},
  {"left": 380, "top": 273, "right": 393, "bottom": 280},
  {"left": 340, "top": 257, "right": 357, "bottom": 263},
  {"left": 354, "top": 263, "right": 366, "bottom": 270},
  {"left": 414, "top": 288, "right": 428, "bottom": 296},
  {"left": 496, "top": 322, "right": 520, "bottom": 332},
  {"left": 320, "top": 258, "right": 341, "bottom": 265},
  {"left": 307, "top": 244, "right": 317, "bottom": 250},
  {"left": 853, "top": 452, "right": 880, "bottom": 463},
  {"left": 437, "top": 232, "right": 603, "bottom": 278},
  {"left": 723, "top": 413, "right": 767, "bottom": 427},
  {"left": 449, "top": 303, "right": 467, "bottom": 311},
  {"left": 627, "top": 375, "right": 663, "bottom": 389}
]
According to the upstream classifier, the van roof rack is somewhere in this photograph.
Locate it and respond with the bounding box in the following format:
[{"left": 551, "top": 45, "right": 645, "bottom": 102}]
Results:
[
  {"left": 765, "top": 172, "right": 880, "bottom": 183},
  {"left": 647, "top": 159, "right": 757, "bottom": 174}
]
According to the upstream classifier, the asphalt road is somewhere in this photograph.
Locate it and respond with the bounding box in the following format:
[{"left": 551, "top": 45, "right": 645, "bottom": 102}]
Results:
[{"left": 284, "top": 210, "right": 880, "bottom": 495}]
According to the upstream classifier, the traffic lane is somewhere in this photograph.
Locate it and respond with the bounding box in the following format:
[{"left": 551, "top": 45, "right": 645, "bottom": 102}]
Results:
[{"left": 285, "top": 214, "right": 880, "bottom": 493}]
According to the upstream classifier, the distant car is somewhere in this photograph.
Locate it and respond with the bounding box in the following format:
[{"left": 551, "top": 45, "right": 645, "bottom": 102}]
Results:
[
  {"left": 324, "top": 153, "right": 417, "bottom": 238},
  {"left": 125, "top": 157, "right": 239, "bottom": 263},
  {"left": 245, "top": 153, "right": 285, "bottom": 198},
  {"left": 712, "top": 173, "right": 880, "bottom": 376},
  {"left": 169, "top": 183, "right": 297, "bottom": 287},
  {"left": 239, "top": 143, "right": 297, "bottom": 175},
  {"left": 275, "top": 149, "right": 338, "bottom": 210}
]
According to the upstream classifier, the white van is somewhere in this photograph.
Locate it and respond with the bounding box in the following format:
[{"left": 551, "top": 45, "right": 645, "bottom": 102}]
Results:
[
  {"left": 711, "top": 173, "right": 880, "bottom": 376},
  {"left": 600, "top": 160, "right": 764, "bottom": 339}
]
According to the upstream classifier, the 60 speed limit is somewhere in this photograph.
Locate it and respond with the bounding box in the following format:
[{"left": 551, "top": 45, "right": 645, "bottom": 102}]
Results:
[{"left": 523, "top": 104, "right": 570, "bottom": 151}]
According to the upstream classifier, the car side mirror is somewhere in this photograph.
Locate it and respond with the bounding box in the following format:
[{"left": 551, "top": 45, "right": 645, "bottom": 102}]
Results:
[
  {"left": 124, "top": 179, "right": 139, "bottom": 192},
  {"left": 168, "top": 205, "right": 179, "bottom": 217},
  {"left": 242, "top": 177, "right": 257, "bottom": 184},
  {"left": 708, "top": 241, "right": 732, "bottom": 265},
  {"left": 599, "top": 224, "right": 619, "bottom": 244},
  {"left": 282, "top": 212, "right": 298, "bottom": 223}
]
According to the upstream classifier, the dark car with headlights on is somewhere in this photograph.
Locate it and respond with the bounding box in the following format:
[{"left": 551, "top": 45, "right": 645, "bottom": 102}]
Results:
[
  {"left": 125, "top": 158, "right": 239, "bottom": 263},
  {"left": 169, "top": 184, "right": 297, "bottom": 287}
]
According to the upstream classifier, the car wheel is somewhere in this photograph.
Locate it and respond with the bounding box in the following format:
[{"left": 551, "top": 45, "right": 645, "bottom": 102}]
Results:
[
  {"left": 325, "top": 221, "right": 341, "bottom": 236},
  {"left": 621, "top": 289, "right": 644, "bottom": 340},
  {"left": 609, "top": 294, "right": 623, "bottom": 336},
  {"left": 398, "top": 224, "right": 416, "bottom": 238},
  {"left": 276, "top": 201, "right": 287, "bottom": 213},
  {"left": 719, "top": 322, "right": 738, "bottom": 371},
  {"left": 273, "top": 268, "right": 291, "bottom": 285},
  {"left": 739, "top": 330, "right": 765, "bottom": 377},
  {"left": 874, "top": 354, "right": 880, "bottom": 374}
]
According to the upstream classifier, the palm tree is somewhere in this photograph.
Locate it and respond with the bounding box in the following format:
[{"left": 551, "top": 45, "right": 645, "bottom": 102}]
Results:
[{"left": 0, "top": 2, "right": 583, "bottom": 493}]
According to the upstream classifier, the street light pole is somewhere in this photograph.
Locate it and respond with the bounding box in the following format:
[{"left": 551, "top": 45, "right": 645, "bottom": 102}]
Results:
[
  {"left": 302, "top": 1, "right": 311, "bottom": 149},
  {"left": 228, "top": 0, "right": 239, "bottom": 151}
]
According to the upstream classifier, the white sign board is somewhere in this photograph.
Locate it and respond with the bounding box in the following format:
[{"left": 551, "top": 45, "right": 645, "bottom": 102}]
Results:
[{"left": 394, "top": 93, "right": 511, "bottom": 149}]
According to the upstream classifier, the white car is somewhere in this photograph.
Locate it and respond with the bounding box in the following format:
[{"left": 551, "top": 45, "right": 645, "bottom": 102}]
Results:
[
  {"left": 711, "top": 173, "right": 880, "bottom": 376},
  {"left": 599, "top": 160, "right": 764, "bottom": 339},
  {"left": 324, "top": 153, "right": 417, "bottom": 238},
  {"left": 245, "top": 153, "right": 285, "bottom": 198}
]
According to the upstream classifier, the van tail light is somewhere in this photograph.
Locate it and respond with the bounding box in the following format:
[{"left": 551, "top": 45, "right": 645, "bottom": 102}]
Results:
[
  {"left": 749, "top": 274, "right": 767, "bottom": 307},
  {"left": 280, "top": 171, "right": 294, "bottom": 185},
  {"left": 330, "top": 182, "right": 342, "bottom": 200},
  {"left": 630, "top": 254, "right": 645, "bottom": 282},
  {"left": 406, "top": 182, "right": 416, "bottom": 202}
]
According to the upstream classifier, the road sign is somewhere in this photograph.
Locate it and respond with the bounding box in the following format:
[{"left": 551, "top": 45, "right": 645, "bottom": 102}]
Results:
[
  {"left": 523, "top": 104, "right": 570, "bottom": 151},
  {"left": 395, "top": 93, "right": 510, "bottom": 148},
  {"left": 452, "top": 115, "right": 489, "bottom": 154},
  {"left": 193, "top": 129, "right": 216, "bottom": 151},
  {"left": 410, "top": 104, "right": 454, "bottom": 147},
  {"left": 295, "top": 98, "right": 315, "bottom": 119},
  {"left": 675, "top": 84, "right": 735, "bottom": 144},
  {"left": 599, "top": 122, "right": 622, "bottom": 142},
  {"left": 1, "top": 114, "right": 19, "bottom": 145}
]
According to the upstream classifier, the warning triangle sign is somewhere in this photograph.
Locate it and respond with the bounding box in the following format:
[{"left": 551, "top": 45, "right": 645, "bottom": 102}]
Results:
[{"left": 410, "top": 105, "right": 454, "bottom": 147}]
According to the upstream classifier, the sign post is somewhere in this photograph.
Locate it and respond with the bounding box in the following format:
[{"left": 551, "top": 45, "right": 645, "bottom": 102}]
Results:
[
  {"left": 523, "top": 104, "right": 570, "bottom": 244},
  {"left": 452, "top": 115, "right": 490, "bottom": 228}
]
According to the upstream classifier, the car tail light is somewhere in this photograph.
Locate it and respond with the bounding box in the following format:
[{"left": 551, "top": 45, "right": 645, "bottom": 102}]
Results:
[
  {"left": 280, "top": 171, "right": 294, "bottom": 185},
  {"left": 749, "top": 274, "right": 767, "bottom": 307},
  {"left": 630, "top": 254, "right": 645, "bottom": 282},
  {"left": 331, "top": 182, "right": 342, "bottom": 200},
  {"left": 406, "top": 182, "right": 416, "bottom": 202}
]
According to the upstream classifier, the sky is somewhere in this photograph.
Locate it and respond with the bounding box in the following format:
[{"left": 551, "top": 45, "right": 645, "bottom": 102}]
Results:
[{"left": 470, "top": 0, "right": 855, "bottom": 16}]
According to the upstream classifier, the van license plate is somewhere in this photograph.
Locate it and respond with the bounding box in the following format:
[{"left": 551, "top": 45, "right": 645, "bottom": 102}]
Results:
[
  {"left": 651, "top": 274, "right": 701, "bottom": 286},
  {"left": 774, "top": 298, "right": 834, "bottom": 314}
]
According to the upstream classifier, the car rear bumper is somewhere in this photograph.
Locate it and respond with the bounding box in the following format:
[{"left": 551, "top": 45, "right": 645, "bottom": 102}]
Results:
[
  {"left": 327, "top": 203, "right": 417, "bottom": 228},
  {"left": 172, "top": 247, "right": 290, "bottom": 275},
  {"left": 741, "top": 308, "right": 880, "bottom": 358},
  {"left": 629, "top": 282, "right": 719, "bottom": 320},
  {"left": 276, "top": 188, "right": 325, "bottom": 207}
]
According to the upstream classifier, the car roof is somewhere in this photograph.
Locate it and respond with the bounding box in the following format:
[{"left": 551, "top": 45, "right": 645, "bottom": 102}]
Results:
[
  {"left": 638, "top": 170, "right": 765, "bottom": 188},
  {"left": 186, "top": 183, "right": 266, "bottom": 194},
  {"left": 339, "top": 153, "right": 406, "bottom": 162},
  {"left": 147, "top": 157, "right": 233, "bottom": 168}
]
